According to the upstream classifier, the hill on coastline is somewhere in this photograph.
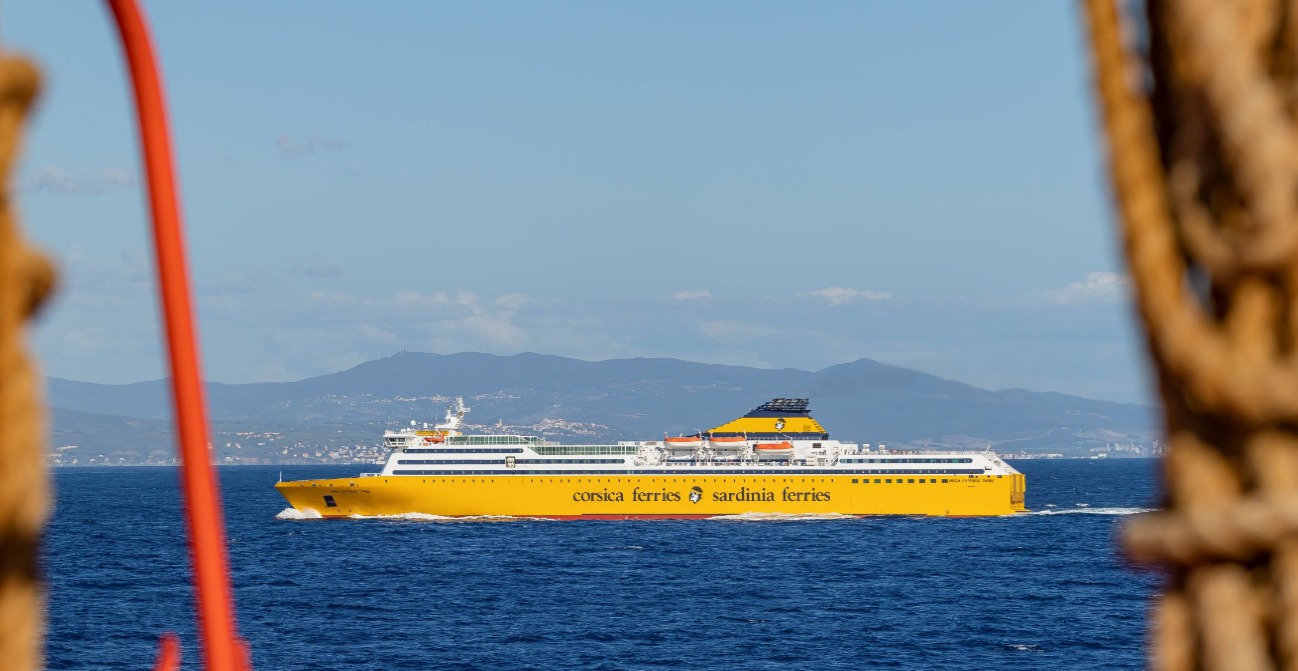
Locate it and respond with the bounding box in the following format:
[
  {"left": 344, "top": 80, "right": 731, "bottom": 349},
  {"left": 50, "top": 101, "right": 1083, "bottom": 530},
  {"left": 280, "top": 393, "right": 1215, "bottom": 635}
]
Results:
[{"left": 45, "top": 352, "right": 1157, "bottom": 464}]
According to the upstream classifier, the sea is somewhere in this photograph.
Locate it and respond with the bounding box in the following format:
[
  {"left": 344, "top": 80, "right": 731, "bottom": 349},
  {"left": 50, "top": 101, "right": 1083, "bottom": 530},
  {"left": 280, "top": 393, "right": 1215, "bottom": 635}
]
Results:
[{"left": 45, "top": 459, "right": 1161, "bottom": 670}]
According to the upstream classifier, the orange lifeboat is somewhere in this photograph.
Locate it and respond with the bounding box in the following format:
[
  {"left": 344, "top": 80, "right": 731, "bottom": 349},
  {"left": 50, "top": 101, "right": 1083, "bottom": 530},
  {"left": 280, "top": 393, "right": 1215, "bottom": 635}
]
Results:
[
  {"left": 664, "top": 436, "right": 703, "bottom": 449},
  {"left": 422, "top": 435, "right": 445, "bottom": 445},
  {"left": 708, "top": 436, "right": 747, "bottom": 450},
  {"left": 754, "top": 441, "right": 794, "bottom": 459}
]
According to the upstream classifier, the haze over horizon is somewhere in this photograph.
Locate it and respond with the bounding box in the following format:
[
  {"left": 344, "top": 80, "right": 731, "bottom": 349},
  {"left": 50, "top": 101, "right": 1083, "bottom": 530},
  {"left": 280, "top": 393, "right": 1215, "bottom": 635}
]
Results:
[{"left": 6, "top": 3, "right": 1152, "bottom": 405}]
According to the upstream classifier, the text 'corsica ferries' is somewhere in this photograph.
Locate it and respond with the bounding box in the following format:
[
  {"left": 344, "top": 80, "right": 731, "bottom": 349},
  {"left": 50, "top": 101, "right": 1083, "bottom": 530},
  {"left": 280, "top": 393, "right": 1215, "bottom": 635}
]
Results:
[{"left": 274, "top": 397, "right": 1027, "bottom": 519}]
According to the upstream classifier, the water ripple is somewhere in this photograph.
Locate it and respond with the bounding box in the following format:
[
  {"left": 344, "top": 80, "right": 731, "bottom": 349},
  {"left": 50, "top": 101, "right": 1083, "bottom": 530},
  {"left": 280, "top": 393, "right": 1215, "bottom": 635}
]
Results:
[{"left": 45, "top": 460, "right": 1160, "bottom": 671}]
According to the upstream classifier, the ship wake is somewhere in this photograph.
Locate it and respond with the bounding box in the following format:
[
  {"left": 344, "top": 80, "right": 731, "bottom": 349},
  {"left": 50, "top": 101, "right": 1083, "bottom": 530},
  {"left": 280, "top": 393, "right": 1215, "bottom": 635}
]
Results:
[
  {"left": 346, "top": 512, "right": 554, "bottom": 523},
  {"left": 275, "top": 508, "right": 323, "bottom": 520},
  {"left": 1020, "top": 506, "right": 1155, "bottom": 516}
]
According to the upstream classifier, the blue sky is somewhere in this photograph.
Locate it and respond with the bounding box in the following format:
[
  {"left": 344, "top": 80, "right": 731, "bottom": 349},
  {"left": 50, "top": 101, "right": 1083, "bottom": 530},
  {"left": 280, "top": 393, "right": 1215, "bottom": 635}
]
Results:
[{"left": 5, "top": 2, "right": 1152, "bottom": 404}]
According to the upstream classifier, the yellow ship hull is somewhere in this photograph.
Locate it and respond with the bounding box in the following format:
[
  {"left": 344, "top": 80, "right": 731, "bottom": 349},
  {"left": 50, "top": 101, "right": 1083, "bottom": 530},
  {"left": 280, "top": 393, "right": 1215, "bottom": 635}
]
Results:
[{"left": 276, "top": 472, "right": 1026, "bottom": 519}]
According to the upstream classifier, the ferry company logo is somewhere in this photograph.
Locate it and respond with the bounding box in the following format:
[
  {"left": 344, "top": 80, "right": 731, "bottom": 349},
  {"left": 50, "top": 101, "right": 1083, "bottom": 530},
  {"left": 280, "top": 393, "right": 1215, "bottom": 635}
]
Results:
[
  {"left": 689, "top": 486, "right": 703, "bottom": 504},
  {"left": 774, "top": 418, "right": 786, "bottom": 431}
]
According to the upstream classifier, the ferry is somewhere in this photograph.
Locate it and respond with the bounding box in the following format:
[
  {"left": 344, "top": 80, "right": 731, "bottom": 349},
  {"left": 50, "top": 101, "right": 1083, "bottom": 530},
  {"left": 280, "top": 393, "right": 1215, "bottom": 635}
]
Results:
[{"left": 274, "top": 397, "right": 1027, "bottom": 519}]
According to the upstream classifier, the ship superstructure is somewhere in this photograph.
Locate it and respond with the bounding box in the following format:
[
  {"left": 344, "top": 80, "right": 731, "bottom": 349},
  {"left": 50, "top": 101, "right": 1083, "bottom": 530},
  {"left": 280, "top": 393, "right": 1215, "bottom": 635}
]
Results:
[{"left": 276, "top": 398, "right": 1026, "bottom": 518}]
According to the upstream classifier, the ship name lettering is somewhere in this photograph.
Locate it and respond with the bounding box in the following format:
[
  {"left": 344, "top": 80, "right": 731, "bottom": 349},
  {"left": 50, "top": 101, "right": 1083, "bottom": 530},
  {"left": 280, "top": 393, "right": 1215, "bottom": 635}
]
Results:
[
  {"left": 631, "top": 487, "right": 681, "bottom": 503},
  {"left": 572, "top": 489, "right": 624, "bottom": 502},
  {"left": 711, "top": 487, "right": 775, "bottom": 503},
  {"left": 781, "top": 487, "right": 830, "bottom": 502}
]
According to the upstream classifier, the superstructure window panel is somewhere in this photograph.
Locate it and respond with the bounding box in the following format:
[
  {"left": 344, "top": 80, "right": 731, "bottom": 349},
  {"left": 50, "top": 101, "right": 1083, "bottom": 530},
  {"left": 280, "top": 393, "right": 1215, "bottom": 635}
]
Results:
[
  {"left": 515, "top": 458, "right": 626, "bottom": 465},
  {"left": 385, "top": 467, "right": 986, "bottom": 476},
  {"left": 404, "top": 448, "right": 526, "bottom": 454},
  {"left": 397, "top": 459, "right": 507, "bottom": 465},
  {"left": 847, "top": 457, "right": 975, "bottom": 465},
  {"left": 533, "top": 445, "right": 639, "bottom": 457}
]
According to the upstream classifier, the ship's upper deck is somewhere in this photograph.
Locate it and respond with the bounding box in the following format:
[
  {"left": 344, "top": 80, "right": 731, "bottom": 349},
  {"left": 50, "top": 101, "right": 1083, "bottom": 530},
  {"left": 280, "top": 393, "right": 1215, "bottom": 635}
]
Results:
[
  {"left": 372, "top": 432, "right": 1021, "bottom": 479},
  {"left": 368, "top": 396, "right": 1022, "bottom": 479}
]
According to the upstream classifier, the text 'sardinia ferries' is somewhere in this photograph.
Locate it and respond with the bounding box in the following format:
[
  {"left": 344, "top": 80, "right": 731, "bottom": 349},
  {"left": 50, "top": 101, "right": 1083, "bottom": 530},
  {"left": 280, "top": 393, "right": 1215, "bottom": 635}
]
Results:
[{"left": 275, "top": 397, "right": 1027, "bottom": 519}]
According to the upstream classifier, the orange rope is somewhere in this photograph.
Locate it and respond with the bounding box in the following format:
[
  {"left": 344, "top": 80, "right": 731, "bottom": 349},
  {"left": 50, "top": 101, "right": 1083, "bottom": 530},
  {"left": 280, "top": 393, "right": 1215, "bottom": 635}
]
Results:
[{"left": 101, "top": 2, "right": 248, "bottom": 670}]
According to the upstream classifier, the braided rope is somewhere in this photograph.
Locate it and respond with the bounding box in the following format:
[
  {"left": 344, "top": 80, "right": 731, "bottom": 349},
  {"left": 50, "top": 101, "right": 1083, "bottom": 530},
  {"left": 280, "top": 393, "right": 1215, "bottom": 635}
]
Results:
[
  {"left": 1128, "top": 493, "right": 1298, "bottom": 565},
  {"left": 1083, "top": 0, "right": 1298, "bottom": 668},
  {"left": 0, "top": 56, "right": 51, "bottom": 671}
]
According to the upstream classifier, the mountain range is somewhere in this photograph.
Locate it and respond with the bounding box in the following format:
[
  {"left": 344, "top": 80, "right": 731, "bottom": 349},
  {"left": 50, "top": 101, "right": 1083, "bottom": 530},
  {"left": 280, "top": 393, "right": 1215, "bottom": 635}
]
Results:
[{"left": 44, "top": 352, "right": 1158, "bottom": 464}]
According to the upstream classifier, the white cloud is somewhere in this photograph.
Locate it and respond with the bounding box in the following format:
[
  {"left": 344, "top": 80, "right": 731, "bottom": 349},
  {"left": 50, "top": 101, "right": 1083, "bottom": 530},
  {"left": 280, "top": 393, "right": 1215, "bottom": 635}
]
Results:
[
  {"left": 1039, "top": 271, "right": 1130, "bottom": 305},
  {"left": 359, "top": 323, "right": 397, "bottom": 343},
  {"left": 800, "top": 286, "right": 892, "bottom": 305},
  {"left": 435, "top": 312, "right": 528, "bottom": 348},
  {"left": 672, "top": 289, "right": 713, "bottom": 300},
  {"left": 23, "top": 166, "right": 134, "bottom": 195},
  {"left": 494, "top": 293, "right": 530, "bottom": 309},
  {"left": 416, "top": 291, "right": 532, "bottom": 349}
]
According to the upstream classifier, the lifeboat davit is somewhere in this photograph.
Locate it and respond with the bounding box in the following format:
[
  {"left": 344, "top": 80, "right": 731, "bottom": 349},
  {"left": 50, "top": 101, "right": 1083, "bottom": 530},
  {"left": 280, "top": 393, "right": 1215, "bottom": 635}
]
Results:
[
  {"left": 708, "top": 436, "right": 747, "bottom": 451},
  {"left": 754, "top": 441, "right": 794, "bottom": 459},
  {"left": 664, "top": 436, "right": 703, "bottom": 449}
]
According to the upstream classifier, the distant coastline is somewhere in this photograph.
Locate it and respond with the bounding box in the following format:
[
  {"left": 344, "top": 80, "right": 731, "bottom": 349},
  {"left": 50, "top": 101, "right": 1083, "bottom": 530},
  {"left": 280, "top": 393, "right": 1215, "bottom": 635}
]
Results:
[{"left": 44, "top": 351, "right": 1158, "bottom": 466}]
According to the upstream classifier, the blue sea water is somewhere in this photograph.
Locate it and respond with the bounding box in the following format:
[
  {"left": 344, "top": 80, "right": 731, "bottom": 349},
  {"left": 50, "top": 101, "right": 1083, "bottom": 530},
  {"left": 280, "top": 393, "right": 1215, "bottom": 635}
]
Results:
[{"left": 45, "top": 459, "right": 1160, "bottom": 670}]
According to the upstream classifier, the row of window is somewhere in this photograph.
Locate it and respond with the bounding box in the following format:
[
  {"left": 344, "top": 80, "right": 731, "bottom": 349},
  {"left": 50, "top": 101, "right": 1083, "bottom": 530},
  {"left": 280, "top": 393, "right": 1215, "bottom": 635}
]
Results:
[
  {"left": 403, "top": 448, "right": 526, "bottom": 454},
  {"left": 840, "top": 458, "right": 974, "bottom": 464},
  {"left": 398, "top": 459, "right": 512, "bottom": 466},
  {"left": 393, "top": 458, "right": 986, "bottom": 475},
  {"left": 853, "top": 477, "right": 953, "bottom": 484},
  {"left": 394, "top": 448, "right": 998, "bottom": 459},
  {"left": 849, "top": 469, "right": 985, "bottom": 474},
  {"left": 444, "top": 436, "right": 541, "bottom": 446},
  {"left": 533, "top": 445, "right": 640, "bottom": 456},
  {"left": 389, "top": 468, "right": 988, "bottom": 476},
  {"left": 396, "top": 458, "right": 625, "bottom": 465}
]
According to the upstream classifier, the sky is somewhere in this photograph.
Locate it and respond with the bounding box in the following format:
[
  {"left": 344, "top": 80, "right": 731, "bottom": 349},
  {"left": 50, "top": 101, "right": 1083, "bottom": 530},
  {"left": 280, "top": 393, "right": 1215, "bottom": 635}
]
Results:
[{"left": 2, "top": 2, "right": 1154, "bottom": 405}]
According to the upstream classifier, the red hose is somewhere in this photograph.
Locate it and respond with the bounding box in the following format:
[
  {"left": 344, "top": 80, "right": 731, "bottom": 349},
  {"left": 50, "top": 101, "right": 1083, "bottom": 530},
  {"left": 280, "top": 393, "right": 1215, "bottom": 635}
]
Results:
[{"left": 102, "top": 1, "right": 249, "bottom": 670}]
